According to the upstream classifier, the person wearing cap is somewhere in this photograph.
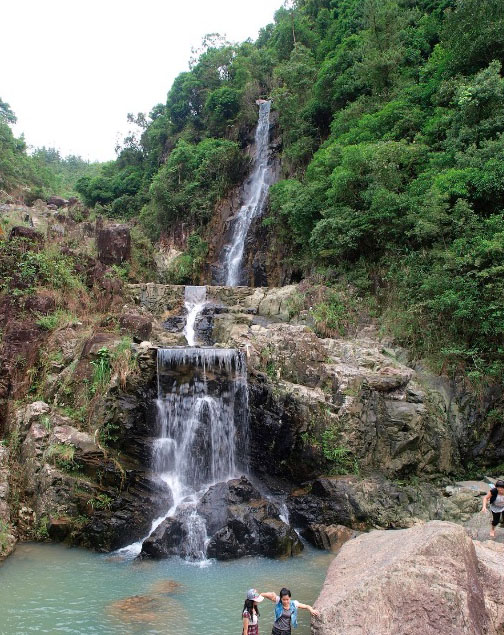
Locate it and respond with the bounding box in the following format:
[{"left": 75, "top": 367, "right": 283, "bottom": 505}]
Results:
[
  {"left": 481, "top": 479, "right": 504, "bottom": 538},
  {"left": 261, "top": 587, "right": 319, "bottom": 634},
  {"left": 243, "top": 589, "right": 264, "bottom": 635}
]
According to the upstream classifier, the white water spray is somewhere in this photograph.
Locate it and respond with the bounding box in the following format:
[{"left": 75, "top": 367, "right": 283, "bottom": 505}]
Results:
[
  {"left": 183, "top": 285, "right": 207, "bottom": 346},
  {"left": 117, "top": 347, "right": 248, "bottom": 560},
  {"left": 222, "top": 101, "right": 272, "bottom": 286}
]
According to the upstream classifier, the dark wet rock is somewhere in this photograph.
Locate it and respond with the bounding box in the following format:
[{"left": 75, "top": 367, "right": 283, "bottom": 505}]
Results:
[
  {"left": 119, "top": 311, "right": 153, "bottom": 342},
  {"left": 141, "top": 517, "right": 186, "bottom": 559},
  {"left": 97, "top": 224, "right": 131, "bottom": 265},
  {"left": 194, "top": 307, "right": 214, "bottom": 345},
  {"left": 162, "top": 315, "right": 185, "bottom": 333},
  {"left": 47, "top": 517, "right": 72, "bottom": 540},
  {"left": 198, "top": 476, "right": 303, "bottom": 560}
]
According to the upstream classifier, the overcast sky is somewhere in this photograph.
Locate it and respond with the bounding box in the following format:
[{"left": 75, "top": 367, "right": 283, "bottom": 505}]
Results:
[{"left": 2, "top": 0, "right": 281, "bottom": 162}]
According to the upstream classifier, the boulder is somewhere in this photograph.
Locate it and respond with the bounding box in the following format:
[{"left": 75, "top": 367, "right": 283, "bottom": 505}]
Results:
[
  {"left": 141, "top": 517, "right": 187, "bottom": 559},
  {"left": 198, "top": 476, "right": 303, "bottom": 560},
  {"left": 474, "top": 540, "right": 504, "bottom": 632},
  {"left": 304, "top": 523, "right": 356, "bottom": 552},
  {"left": 8, "top": 225, "right": 44, "bottom": 245},
  {"left": 119, "top": 311, "right": 153, "bottom": 342},
  {"left": 15, "top": 401, "right": 50, "bottom": 439},
  {"left": 47, "top": 196, "right": 68, "bottom": 208},
  {"left": 313, "top": 521, "right": 491, "bottom": 635},
  {"left": 96, "top": 224, "right": 131, "bottom": 265}
]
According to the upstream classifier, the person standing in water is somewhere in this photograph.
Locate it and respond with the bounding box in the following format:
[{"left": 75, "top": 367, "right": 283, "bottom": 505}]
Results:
[
  {"left": 261, "top": 588, "right": 319, "bottom": 634},
  {"left": 481, "top": 479, "right": 504, "bottom": 538},
  {"left": 243, "top": 589, "right": 264, "bottom": 635}
]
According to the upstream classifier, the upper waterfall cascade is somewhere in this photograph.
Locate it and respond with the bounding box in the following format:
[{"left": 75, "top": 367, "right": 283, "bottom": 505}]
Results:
[{"left": 222, "top": 100, "right": 273, "bottom": 287}]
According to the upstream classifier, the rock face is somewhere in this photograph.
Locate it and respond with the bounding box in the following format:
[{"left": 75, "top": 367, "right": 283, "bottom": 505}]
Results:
[
  {"left": 313, "top": 521, "right": 497, "bottom": 635},
  {"left": 97, "top": 224, "right": 131, "bottom": 265},
  {"left": 0, "top": 445, "right": 16, "bottom": 559},
  {"left": 199, "top": 477, "right": 303, "bottom": 560}
]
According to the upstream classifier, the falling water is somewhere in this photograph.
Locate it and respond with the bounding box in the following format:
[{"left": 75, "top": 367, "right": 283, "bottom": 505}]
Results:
[
  {"left": 183, "top": 285, "right": 207, "bottom": 346},
  {"left": 222, "top": 101, "right": 272, "bottom": 286},
  {"left": 117, "top": 347, "right": 248, "bottom": 560}
]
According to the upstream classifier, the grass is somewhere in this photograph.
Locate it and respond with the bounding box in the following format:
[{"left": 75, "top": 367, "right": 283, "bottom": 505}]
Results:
[
  {"left": 45, "top": 443, "right": 80, "bottom": 472},
  {"left": 36, "top": 309, "right": 79, "bottom": 331}
]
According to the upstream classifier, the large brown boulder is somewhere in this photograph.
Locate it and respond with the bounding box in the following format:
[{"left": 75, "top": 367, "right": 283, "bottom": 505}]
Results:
[
  {"left": 313, "top": 521, "right": 493, "bottom": 635},
  {"left": 96, "top": 224, "right": 131, "bottom": 265},
  {"left": 474, "top": 540, "right": 504, "bottom": 632},
  {"left": 119, "top": 311, "right": 152, "bottom": 342},
  {"left": 8, "top": 225, "right": 44, "bottom": 246}
]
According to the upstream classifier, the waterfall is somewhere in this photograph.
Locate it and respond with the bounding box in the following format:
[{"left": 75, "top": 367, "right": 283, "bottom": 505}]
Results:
[
  {"left": 117, "top": 347, "right": 248, "bottom": 560},
  {"left": 222, "top": 100, "right": 272, "bottom": 286},
  {"left": 183, "top": 285, "right": 207, "bottom": 346}
]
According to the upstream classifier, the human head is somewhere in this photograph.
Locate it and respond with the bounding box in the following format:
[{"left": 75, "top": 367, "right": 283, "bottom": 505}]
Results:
[
  {"left": 496, "top": 480, "right": 504, "bottom": 491},
  {"left": 246, "top": 589, "right": 264, "bottom": 603},
  {"left": 279, "top": 588, "right": 291, "bottom": 605}
]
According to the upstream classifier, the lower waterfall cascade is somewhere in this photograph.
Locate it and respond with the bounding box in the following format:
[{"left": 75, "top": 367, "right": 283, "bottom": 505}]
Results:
[{"left": 118, "top": 346, "right": 248, "bottom": 560}]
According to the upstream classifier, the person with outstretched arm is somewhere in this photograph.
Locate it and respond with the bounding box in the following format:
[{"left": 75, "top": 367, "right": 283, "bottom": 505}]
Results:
[
  {"left": 481, "top": 479, "right": 504, "bottom": 538},
  {"left": 261, "top": 587, "right": 319, "bottom": 634}
]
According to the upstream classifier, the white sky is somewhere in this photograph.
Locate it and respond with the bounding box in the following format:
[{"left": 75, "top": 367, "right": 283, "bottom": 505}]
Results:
[{"left": 2, "top": 0, "right": 281, "bottom": 162}]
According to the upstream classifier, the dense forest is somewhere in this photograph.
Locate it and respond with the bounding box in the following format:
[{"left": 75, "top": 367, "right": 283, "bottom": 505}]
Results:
[{"left": 3, "top": 0, "right": 504, "bottom": 386}]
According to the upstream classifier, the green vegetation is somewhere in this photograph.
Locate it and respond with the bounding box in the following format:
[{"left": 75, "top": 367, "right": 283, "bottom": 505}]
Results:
[
  {"left": 34, "top": 515, "right": 50, "bottom": 540},
  {"left": 90, "top": 347, "right": 111, "bottom": 395},
  {"left": 0, "top": 239, "right": 84, "bottom": 296},
  {"left": 0, "top": 519, "right": 10, "bottom": 551},
  {"left": 45, "top": 443, "right": 80, "bottom": 472},
  {"left": 89, "top": 493, "right": 113, "bottom": 511},
  {"left": 36, "top": 310, "right": 79, "bottom": 331},
  {"left": 0, "top": 98, "right": 100, "bottom": 201}
]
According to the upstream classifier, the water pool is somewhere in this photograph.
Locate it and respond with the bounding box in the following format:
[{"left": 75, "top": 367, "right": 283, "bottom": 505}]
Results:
[{"left": 0, "top": 543, "right": 333, "bottom": 634}]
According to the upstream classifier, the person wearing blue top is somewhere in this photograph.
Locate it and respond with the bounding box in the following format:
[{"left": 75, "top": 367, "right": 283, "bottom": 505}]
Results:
[{"left": 261, "top": 588, "right": 319, "bottom": 634}]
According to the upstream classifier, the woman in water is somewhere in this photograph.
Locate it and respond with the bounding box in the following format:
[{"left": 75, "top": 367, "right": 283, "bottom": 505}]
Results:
[
  {"left": 481, "top": 479, "right": 504, "bottom": 538},
  {"left": 261, "top": 587, "right": 319, "bottom": 634},
  {"left": 242, "top": 589, "right": 264, "bottom": 635}
]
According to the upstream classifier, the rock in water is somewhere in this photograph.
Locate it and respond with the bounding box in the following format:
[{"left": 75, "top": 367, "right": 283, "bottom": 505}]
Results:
[
  {"left": 313, "top": 521, "right": 492, "bottom": 635},
  {"left": 198, "top": 476, "right": 303, "bottom": 560}
]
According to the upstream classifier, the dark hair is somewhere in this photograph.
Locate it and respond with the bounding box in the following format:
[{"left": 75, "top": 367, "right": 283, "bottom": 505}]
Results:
[
  {"left": 279, "top": 588, "right": 291, "bottom": 598},
  {"left": 496, "top": 480, "right": 504, "bottom": 488},
  {"left": 242, "top": 598, "right": 260, "bottom": 621}
]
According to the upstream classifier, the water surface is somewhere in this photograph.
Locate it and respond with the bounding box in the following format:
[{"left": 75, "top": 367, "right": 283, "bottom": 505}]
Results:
[{"left": 0, "top": 543, "right": 332, "bottom": 634}]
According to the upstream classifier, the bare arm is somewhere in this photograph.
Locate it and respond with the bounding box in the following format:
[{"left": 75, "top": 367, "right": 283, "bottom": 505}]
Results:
[
  {"left": 260, "top": 592, "right": 277, "bottom": 603},
  {"left": 242, "top": 614, "right": 249, "bottom": 635},
  {"left": 296, "top": 602, "right": 320, "bottom": 617},
  {"left": 482, "top": 491, "right": 492, "bottom": 511}
]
